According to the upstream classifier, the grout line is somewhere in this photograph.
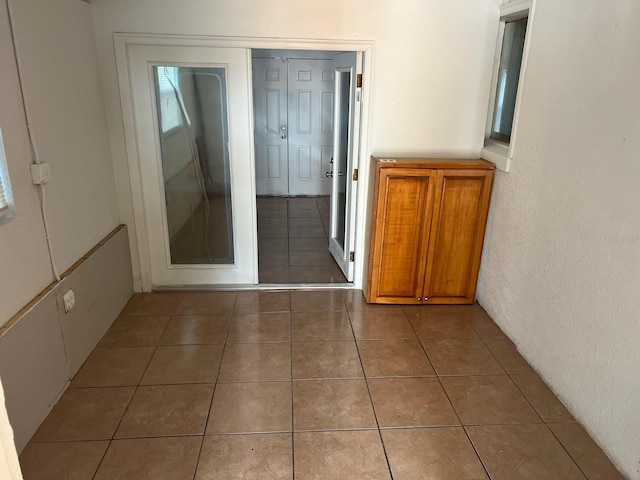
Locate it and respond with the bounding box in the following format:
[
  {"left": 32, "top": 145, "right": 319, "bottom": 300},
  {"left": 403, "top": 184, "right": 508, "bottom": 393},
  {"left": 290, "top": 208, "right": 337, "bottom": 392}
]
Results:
[
  {"left": 405, "top": 316, "right": 494, "bottom": 480},
  {"left": 344, "top": 301, "right": 396, "bottom": 480},
  {"left": 191, "top": 302, "right": 234, "bottom": 480},
  {"left": 89, "top": 315, "right": 175, "bottom": 478},
  {"left": 289, "top": 298, "right": 296, "bottom": 479}
]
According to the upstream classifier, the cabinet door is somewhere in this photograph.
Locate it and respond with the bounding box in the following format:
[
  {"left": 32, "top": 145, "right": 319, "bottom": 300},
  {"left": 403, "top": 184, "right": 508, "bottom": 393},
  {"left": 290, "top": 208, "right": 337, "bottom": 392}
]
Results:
[
  {"left": 423, "top": 169, "right": 493, "bottom": 303},
  {"left": 366, "top": 167, "right": 436, "bottom": 303}
]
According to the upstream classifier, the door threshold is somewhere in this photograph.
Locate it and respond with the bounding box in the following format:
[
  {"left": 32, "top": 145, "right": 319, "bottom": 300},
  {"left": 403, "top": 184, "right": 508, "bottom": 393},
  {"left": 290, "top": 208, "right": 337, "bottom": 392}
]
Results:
[{"left": 153, "top": 283, "right": 354, "bottom": 292}]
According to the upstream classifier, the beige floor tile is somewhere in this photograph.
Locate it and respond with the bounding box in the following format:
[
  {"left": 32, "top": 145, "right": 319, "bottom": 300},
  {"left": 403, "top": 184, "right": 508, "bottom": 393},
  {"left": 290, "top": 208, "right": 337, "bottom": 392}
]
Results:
[
  {"left": 235, "top": 291, "right": 291, "bottom": 313},
  {"left": 289, "top": 237, "right": 327, "bottom": 251},
  {"left": 207, "top": 381, "right": 292, "bottom": 434},
  {"left": 422, "top": 338, "right": 505, "bottom": 375},
  {"left": 369, "top": 378, "right": 459, "bottom": 427},
  {"left": 258, "top": 266, "right": 291, "bottom": 283},
  {"left": 382, "top": 427, "right": 488, "bottom": 480},
  {"left": 257, "top": 238, "right": 289, "bottom": 252},
  {"left": 341, "top": 289, "right": 371, "bottom": 311},
  {"left": 140, "top": 345, "right": 223, "bottom": 385},
  {"left": 404, "top": 306, "right": 471, "bottom": 323},
  {"left": 71, "top": 346, "right": 154, "bottom": 387},
  {"left": 258, "top": 227, "right": 288, "bottom": 239},
  {"left": 547, "top": 422, "right": 625, "bottom": 480},
  {"left": 510, "top": 373, "right": 575, "bottom": 422},
  {"left": 291, "top": 291, "right": 346, "bottom": 312},
  {"left": 218, "top": 343, "right": 291, "bottom": 382},
  {"left": 227, "top": 312, "right": 291, "bottom": 344},
  {"left": 258, "top": 216, "right": 288, "bottom": 228},
  {"left": 458, "top": 305, "right": 506, "bottom": 337},
  {"left": 31, "top": 387, "right": 134, "bottom": 442},
  {"left": 288, "top": 197, "right": 319, "bottom": 209},
  {"left": 121, "top": 293, "right": 181, "bottom": 316},
  {"left": 408, "top": 314, "right": 479, "bottom": 339},
  {"left": 291, "top": 311, "right": 353, "bottom": 342},
  {"left": 288, "top": 216, "right": 323, "bottom": 227},
  {"left": 467, "top": 424, "right": 586, "bottom": 480},
  {"left": 358, "top": 339, "right": 434, "bottom": 377},
  {"left": 292, "top": 341, "right": 362, "bottom": 379},
  {"left": 94, "top": 436, "right": 201, "bottom": 480},
  {"left": 257, "top": 197, "right": 287, "bottom": 209},
  {"left": 293, "top": 379, "right": 376, "bottom": 431},
  {"left": 350, "top": 310, "right": 416, "bottom": 340},
  {"left": 257, "top": 209, "right": 287, "bottom": 219},
  {"left": 160, "top": 314, "right": 230, "bottom": 345},
  {"left": 196, "top": 433, "right": 292, "bottom": 480},
  {"left": 289, "top": 226, "right": 326, "bottom": 238},
  {"left": 483, "top": 338, "right": 536, "bottom": 374},
  {"left": 115, "top": 384, "right": 213, "bottom": 438},
  {"left": 294, "top": 430, "right": 390, "bottom": 479},
  {"left": 289, "top": 251, "right": 335, "bottom": 266},
  {"left": 98, "top": 315, "right": 170, "bottom": 347},
  {"left": 441, "top": 375, "right": 542, "bottom": 425},
  {"left": 19, "top": 441, "right": 109, "bottom": 480},
  {"left": 288, "top": 208, "right": 320, "bottom": 217},
  {"left": 258, "top": 251, "right": 290, "bottom": 267},
  {"left": 289, "top": 265, "right": 347, "bottom": 283},
  {"left": 175, "top": 292, "right": 238, "bottom": 315}
]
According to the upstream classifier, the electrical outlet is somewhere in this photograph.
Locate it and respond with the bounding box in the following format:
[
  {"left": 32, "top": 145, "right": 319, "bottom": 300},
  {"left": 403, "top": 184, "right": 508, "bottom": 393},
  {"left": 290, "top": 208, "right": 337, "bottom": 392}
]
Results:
[{"left": 63, "top": 289, "right": 75, "bottom": 313}]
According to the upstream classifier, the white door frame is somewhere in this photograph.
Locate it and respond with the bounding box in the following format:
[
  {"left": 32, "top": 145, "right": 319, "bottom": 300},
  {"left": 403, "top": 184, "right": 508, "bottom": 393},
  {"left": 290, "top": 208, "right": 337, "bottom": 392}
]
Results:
[{"left": 115, "top": 34, "right": 374, "bottom": 291}]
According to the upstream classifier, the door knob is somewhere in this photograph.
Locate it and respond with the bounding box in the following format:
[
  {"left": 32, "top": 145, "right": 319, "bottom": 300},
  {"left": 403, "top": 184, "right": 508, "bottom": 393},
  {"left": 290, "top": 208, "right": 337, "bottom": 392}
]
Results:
[
  {"left": 281, "top": 134, "right": 287, "bottom": 139},
  {"left": 326, "top": 171, "right": 333, "bottom": 178},
  {"left": 280, "top": 125, "right": 287, "bottom": 130}
]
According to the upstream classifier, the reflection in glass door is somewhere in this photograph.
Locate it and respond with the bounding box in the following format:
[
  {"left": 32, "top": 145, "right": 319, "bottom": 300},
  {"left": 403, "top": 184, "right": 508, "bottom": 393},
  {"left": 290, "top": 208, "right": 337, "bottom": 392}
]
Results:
[
  {"left": 153, "top": 66, "right": 234, "bottom": 265},
  {"left": 333, "top": 70, "right": 350, "bottom": 251}
]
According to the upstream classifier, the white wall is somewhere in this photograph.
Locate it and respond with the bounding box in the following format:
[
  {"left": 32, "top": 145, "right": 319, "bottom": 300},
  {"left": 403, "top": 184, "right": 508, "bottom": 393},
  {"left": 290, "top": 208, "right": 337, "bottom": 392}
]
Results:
[
  {"left": 477, "top": 1, "right": 640, "bottom": 478},
  {"left": 0, "top": 0, "right": 119, "bottom": 323},
  {"left": 90, "top": 0, "right": 501, "bottom": 289}
]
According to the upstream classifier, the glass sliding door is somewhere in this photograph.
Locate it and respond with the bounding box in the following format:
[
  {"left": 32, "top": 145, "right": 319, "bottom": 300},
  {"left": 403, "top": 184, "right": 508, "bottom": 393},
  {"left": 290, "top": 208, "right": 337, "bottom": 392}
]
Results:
[
  {"left": 153, "top": 66, "right": 234, "bottom": 265},
  {"left": 126, "top": 44, "right": 256, "bottom": 287}
]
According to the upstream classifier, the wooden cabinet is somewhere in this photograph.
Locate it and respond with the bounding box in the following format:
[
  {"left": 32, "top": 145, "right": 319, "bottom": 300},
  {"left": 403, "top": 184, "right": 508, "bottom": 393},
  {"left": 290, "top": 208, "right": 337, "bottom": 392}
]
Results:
[{"left": 366, "top": 157, "right": 495, "bottom": 305}]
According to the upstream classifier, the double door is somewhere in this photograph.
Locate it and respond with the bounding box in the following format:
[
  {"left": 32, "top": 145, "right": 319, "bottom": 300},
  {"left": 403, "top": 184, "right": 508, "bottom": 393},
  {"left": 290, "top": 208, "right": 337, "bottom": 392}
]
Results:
[{"left": 253, "top": 58, "right": 335, "bottom": 196}]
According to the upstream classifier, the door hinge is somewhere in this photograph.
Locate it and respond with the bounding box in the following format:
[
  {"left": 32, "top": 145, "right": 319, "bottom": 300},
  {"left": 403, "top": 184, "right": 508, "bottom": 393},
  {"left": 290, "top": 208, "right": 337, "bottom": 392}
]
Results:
[
  {"left": 356, "top": 74, "right": 362, "bottom": 88},
  {"left": 352, "top": 168, "right": 358, "bottom": 181},
  {"left": 349, "top": 251, "right": 355, "bottom": 262}
]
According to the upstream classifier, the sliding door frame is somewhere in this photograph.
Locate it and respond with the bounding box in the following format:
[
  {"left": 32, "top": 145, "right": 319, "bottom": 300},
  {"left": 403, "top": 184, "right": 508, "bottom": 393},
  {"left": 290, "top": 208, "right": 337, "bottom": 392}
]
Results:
[{"left": 115, "top": 34, "right": 374, "bottom": 291}]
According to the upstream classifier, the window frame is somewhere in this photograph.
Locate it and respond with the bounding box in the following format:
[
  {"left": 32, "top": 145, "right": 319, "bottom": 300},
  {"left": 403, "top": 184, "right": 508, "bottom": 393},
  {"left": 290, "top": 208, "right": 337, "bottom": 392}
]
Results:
[
  {"left": 482, "top": 0, "right": 535, "bottom": 172},
  {"left": 0, "top": 129, "right": 15, "bottom": 226}
]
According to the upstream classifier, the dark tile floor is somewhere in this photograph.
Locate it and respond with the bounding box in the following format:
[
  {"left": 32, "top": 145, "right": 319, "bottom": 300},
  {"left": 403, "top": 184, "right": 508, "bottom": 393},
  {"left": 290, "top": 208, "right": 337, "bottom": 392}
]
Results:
[
  {"left": 19, "top": 291, "right": 625, "bottom": 479},
  {"left": 257, "top": 196, "right": 348, "bottom": 284}
]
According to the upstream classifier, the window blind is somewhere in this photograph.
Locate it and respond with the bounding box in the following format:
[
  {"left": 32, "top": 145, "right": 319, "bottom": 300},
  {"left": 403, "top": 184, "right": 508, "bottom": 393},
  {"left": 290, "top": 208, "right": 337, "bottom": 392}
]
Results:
[
  {"left": 0, "top": 176, "right": 7, "bottom": 212},
  {"left": 156, "top": 67, "right": 182, "bottom": 133}
]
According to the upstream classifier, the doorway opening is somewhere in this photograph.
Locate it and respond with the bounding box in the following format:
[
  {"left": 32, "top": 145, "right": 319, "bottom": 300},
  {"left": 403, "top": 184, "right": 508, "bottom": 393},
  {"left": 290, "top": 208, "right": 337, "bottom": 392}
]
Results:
[{"left": 251, "top": 49, "right": 361, "bottom": 285}]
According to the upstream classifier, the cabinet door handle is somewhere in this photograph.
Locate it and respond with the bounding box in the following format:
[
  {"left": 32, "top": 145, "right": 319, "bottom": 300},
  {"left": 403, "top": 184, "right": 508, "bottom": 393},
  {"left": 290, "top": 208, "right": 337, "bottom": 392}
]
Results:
[{"left": 417, "top": 297, "right": 421, "bottom": 303}]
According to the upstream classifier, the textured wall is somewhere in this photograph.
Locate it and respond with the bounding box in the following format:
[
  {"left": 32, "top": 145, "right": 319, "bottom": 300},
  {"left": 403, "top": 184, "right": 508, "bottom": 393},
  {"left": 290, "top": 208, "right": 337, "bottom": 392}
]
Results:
[{"left": 477, "top": 1, "right": 640, "bottom": 478}]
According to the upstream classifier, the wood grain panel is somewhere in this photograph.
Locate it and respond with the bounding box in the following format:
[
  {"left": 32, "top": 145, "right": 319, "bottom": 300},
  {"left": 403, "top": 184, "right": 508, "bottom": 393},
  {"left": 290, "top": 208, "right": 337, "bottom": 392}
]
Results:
[
  {"left": 425, "top": 171, "right": 492, "bottom": 301},
  {"left": 367, "top": 168, "right": 435, "bottom": 302}
]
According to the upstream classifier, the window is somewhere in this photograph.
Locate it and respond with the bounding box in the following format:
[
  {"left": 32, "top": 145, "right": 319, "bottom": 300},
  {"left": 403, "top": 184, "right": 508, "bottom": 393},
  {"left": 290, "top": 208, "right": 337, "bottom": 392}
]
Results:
[
  {"left": 490, "top": 17, "right": 527, "bottom": 143},
  {"left": 482, "top": 0, "right": 533, "bottom": 172},
  {"left": 154, "top": 66, "right": 182, "bottom": 133},
  {"left": 0, "top": 129, "right": 15, "bottom": 226}
]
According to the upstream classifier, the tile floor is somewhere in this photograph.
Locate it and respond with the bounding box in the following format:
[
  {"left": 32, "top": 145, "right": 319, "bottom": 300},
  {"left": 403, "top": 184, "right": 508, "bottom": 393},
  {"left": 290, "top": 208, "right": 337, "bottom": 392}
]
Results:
[
  {"left": 257, "top": 196, "right": 348, "bottom": 284},
  {"left": 19, "top": 290, "right": 625, "bottom": 479}
]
